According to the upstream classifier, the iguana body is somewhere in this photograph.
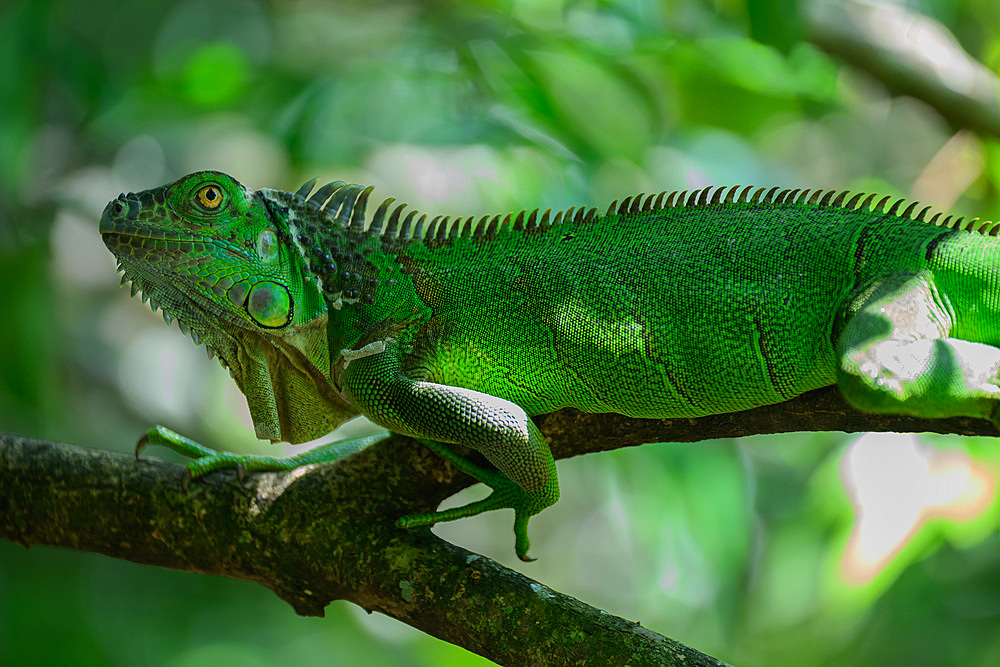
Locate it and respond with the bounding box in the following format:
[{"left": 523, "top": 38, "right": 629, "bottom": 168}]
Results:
[{"left": 101, "top": 172, "right": 1000, "bottom": 558}]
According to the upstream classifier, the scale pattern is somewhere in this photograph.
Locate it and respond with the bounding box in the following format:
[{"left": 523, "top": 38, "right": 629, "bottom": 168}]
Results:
[{"left": 100, "top": 171, "right": 1000, "bottom": 558}]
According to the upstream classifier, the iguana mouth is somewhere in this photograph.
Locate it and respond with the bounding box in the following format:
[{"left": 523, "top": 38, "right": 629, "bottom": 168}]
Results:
[
  {"left": 101, "top": 229, "right": 253, "bottom": 263},
  {"left": 100, "top": 198, "right": 252, "bottom": 263}
]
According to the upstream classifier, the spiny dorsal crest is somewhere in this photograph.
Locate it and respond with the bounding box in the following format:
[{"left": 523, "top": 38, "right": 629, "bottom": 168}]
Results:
[
  {"left": 290, "top": 179, "right": 998, "bottom": 242},
  {"left": 605, "top": 184, "right": 997, "bottom": 236},
  {"left": 289, "top": 178, "right": 602, "bottom": 246}
]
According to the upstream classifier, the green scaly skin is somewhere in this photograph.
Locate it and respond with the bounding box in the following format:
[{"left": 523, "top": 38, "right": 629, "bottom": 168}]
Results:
[{"left": 101, "top": 172, "right": 1000, "bottom": 559}]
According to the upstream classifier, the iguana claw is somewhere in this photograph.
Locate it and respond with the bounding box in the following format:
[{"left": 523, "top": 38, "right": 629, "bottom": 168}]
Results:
[{"left": 134, "top": 434, "right": 149, "bottom": 460}]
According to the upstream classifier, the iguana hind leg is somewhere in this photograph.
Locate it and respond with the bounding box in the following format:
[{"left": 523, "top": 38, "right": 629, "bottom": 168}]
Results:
[{"left": 837, "top": 272, "right": 1000, "bottom": 422}]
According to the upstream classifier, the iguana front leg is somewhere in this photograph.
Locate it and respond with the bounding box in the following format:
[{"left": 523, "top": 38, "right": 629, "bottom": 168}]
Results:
[
  {"left": 338, "top": 339, "right": 559, "bottom": 561},
  {"left": 136, "top": 426, "right": 387, "bottom": 478},
  {"left": 837, "top": 272, "right": 1000, "bottom": 421}
]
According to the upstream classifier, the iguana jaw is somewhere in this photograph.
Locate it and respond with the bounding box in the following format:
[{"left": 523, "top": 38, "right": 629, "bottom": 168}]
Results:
[
  {"left": 100, "top": 212, "right": 259, "bottom": 359},
  {"left": 100, "top": 181, "right": 358, "bottom": 444}
]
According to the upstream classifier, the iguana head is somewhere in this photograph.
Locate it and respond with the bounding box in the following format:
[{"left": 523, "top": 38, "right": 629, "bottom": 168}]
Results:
[{"left": 100, "top": 171, "right": 357, "bottom": 443}]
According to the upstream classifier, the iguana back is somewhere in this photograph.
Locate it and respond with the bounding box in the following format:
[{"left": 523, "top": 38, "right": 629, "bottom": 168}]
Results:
[{"left": 311, "top": 185, "right": 999, "bottom": 419}]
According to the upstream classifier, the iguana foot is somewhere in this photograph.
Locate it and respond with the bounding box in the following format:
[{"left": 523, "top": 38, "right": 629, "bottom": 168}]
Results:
[
  {"left": 395, "top": 440, "right": 558, "bottom": 561},
  {"left": 136, "top": 425, "right": 385, "bottom": 480}
]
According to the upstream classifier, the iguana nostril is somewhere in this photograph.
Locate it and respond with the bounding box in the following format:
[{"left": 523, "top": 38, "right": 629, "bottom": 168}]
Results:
[{"left": 112, "top": 200, "right": 125, "bottom": 217}]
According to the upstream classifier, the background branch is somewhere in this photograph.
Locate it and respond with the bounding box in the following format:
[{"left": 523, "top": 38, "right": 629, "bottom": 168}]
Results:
[{"left": 807, "top": 2, "right": 1000, "bottom": 140}]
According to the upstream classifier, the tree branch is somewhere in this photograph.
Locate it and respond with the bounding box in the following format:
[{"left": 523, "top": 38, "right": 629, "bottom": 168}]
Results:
[
  {"left": 538, "top": 387, "right": 998, "bottom": 459},
  {"left": 807, "top": 2, "right": 1000, "bottom": 140},
  {"left": 2, "top": 386, "right": 995, "bottom": 664},
  {"left": 0, "top": 434, "right": 727, "bottom": 665}
]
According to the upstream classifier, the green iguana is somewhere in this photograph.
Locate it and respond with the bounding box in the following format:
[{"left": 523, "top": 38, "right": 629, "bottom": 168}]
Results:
[{"left": 101, "top": 171, "right": 1000, "bottom": 560}]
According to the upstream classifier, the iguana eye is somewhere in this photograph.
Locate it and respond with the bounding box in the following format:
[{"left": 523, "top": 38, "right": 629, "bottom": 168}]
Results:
[{"left": 195, "top": 184, "right": 224, "bottom": 211}]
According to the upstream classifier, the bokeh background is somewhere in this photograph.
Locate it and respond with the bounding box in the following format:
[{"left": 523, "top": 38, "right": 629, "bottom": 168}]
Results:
[{"left": 3, "top": 0, "right": 1000, "bottom": 665}]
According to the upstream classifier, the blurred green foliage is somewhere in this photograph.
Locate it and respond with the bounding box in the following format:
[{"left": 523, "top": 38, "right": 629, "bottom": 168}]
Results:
[{"left": 2, "top": 0, "right": 1000, "bottom": 665}]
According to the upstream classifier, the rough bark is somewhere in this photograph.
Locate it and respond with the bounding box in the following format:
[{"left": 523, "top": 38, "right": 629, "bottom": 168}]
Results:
[{"left": 2, "top": 386, "right": 997, "bottom": 664}]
